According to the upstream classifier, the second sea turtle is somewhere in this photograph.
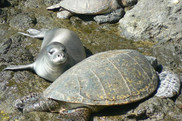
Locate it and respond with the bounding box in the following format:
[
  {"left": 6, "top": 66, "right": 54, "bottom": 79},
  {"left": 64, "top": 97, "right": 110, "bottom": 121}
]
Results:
[{"left": 47, "top": 0, "right": 126, "bottom": 23}]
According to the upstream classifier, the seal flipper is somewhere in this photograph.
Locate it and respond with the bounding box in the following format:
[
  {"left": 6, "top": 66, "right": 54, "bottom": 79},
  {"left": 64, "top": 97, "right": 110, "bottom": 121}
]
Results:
[
  {"left": 18, "top": 28, "right": 48, "bottom": 39},
  {"left": 4, "top": 63, "right": 34, "bottom": 71}
]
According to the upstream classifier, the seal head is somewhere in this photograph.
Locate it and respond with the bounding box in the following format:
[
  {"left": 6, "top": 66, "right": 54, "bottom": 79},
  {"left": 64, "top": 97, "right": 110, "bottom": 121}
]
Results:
[
  {"left": 34, "top": 42, "right": 75, "bottom": 82},
  {"left": 47, "top": 42, "right": 67, "bottom": 65}
]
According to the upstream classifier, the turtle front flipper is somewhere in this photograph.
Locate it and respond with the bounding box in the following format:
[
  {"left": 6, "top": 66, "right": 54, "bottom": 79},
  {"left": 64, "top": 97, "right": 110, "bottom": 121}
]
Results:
[
  {"left": 155, "top": 71, "right": 181, "bottom": 98},
  {"left": 14, "top": 93, "right": 43, "bottom": 112},
  {"left": 18, "top": 28, "right": 48, "bottom": 39},
  {"left": 47, "top": 3, "right": 73, "bottom": 19},
  {"left": 15, "top": 93, "right": 59, "bottom": 113},
  {"left": 58, "top": 108, "right": 91, "bottom": 121},
  {"left": 94, "top": 8, "right": 125, "bottom": 24},
  {"left": 3, "top": 63, "right": 34, "bottom": 71},
  {"left": 47, "top": 3, "right": 62, "bottom": 10}
]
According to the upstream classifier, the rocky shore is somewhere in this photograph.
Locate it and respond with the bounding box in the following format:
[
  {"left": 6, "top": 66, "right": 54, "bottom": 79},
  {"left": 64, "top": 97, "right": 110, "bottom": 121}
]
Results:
[{"left": 0, "top": 0, "right": 181, "bottom": 120}]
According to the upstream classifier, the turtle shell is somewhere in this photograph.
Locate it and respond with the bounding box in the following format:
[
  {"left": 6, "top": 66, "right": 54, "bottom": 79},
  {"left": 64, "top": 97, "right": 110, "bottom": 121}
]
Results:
[
  {"left": 58, "top": 0, "right": 120, "bottom": 14},
  {"left": 44, "top": 49, "right": 158, "bottom": 106}
]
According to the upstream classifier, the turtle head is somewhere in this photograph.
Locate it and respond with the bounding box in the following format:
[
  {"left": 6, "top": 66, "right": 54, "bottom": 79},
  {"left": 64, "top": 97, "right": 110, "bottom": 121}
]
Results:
[{"left": 46, "top": 42, "right": 68, "bottom": 65}]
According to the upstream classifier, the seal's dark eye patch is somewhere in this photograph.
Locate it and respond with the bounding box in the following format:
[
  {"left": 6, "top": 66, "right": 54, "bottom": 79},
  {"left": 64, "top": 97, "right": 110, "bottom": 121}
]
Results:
[
  {"left": 59, "top": 45, "right": 66, "bottom": 52},
  {"left": 48, "top": 49, "right": 55, "bottom": 55},
  {"left": 62, "top": 47, "right": 66, "bottom": 52}
]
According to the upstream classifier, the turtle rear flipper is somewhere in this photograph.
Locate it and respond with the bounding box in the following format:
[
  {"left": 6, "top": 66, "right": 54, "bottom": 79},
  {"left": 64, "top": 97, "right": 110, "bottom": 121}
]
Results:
[
  {"left": 155, "top": 71, "right": 181, "bottom": 98},
  {"left": 58, "top": 108, "right": 91, "bottom": 121},
  {"left": 94, "top": 8, "right": 124, "bottom": 24}
]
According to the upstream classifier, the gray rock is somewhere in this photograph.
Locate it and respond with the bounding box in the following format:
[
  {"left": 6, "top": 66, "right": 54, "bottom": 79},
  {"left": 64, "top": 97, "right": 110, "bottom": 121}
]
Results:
[
  {"left": 122, "top": 0, "right": 138, "bottom": 7},
  {"left": 43, "top": 0, "right": 60, "bottom": 6},
  {"left": 119, "top": 0, "right": 182, "bottom": 42},
  {"left": 145, "top": 55, "right": 158, "bottom": 71},
  {"left": 0, "top": 0, "right": 181, "bottom": 120},
  {"left": 0, "top": 9, "right": 7, "bottom": 24},
  {"left": 24, "top": 0, "right": 42, "bottom": 8},
  {"left": 6, "top": 0, "right": 21, "bottom": 6},
  {"left": 152, "top": 40, "right": 182, "bottom": 72},
  {"left": 125, "top": 97, "right": 182, "bottom": 121},
  {"left": 0, "top": 24, "right": 8, "bottom": 38},
  {"left": 0, "top": 34, "right": 34, "bottom": 64},
  {"left": 119, "top": 0, "right": 182, "bottom": 73},
  {"left": 0, "top": 0, "right": 4, "bottom": 7},
  {"left": 9, "top": 13, "right": 36, "bottom": 30}
]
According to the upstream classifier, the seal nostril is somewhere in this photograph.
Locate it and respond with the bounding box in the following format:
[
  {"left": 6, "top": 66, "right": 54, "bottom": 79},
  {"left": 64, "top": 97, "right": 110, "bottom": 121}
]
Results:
[{"left": 62, "top": 53, "right": 65, "bottom": 57}]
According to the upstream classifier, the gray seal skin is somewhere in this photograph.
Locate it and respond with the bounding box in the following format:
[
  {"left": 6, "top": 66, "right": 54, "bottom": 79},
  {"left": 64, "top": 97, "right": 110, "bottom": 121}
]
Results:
[
  {"left": 13, "top": 49, "right": 181, "bottom": 121},
  {"left": 4, "top": 28, "right": 86, "bottom": 82}
]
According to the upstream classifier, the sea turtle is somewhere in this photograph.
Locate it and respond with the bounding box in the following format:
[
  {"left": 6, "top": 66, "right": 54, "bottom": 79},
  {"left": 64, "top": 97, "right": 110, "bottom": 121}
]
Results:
[
  {"left": 14, "top": 49, "right": 180, "bottom": 120},
  {"left": 47, "top": 0, "right": 126, "bottom": 23},
  {"left": 4, "top": 28, "right": 86, "bottom": 82}
]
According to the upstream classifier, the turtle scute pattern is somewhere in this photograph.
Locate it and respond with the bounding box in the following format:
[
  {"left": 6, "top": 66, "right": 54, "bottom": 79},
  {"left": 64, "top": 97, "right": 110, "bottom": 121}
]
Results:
[
  {"left": 54, "top": 0, "right": 120, "bottom": 14},
  {"left": 44, "top": 49, "right": 158, "bottom": 106}
]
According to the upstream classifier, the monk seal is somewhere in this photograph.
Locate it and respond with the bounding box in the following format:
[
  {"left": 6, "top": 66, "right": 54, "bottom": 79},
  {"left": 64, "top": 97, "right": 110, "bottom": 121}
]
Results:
[{"left": 4, "top": 28, "right": 86, "bottom": 82}]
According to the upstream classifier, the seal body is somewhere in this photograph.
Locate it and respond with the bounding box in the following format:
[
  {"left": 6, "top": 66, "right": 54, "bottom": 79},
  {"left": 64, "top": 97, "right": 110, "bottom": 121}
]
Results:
[{"left": 4, "top": 28, "right": 86, "bottom": 82}]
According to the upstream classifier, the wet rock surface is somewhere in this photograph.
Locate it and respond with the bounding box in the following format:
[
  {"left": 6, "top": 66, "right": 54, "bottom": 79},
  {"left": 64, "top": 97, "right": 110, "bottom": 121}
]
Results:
[
  {"left": 9, "top": 13, "right": 36, "bottom": 31},
  {"left": 126, "top": 97, "right": 182, "bottom": 121},
  {"left": 119, "top": 0, "right": 182, "bottom": 80},
  {"left": 119, "top": 0, "right": 182, "bottom": 42},
  {"left": 0, "top": 0, "right": 181, "bottom": 121}
]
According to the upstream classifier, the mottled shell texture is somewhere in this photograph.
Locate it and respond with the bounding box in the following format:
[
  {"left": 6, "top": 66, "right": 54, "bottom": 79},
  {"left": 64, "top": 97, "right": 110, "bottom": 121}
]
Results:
[
  {"left": 44, "top": 49, "right": 158, "bottom": 106},
  {"left": 57, "top": 0, "right": 120, "bottom": 14}
]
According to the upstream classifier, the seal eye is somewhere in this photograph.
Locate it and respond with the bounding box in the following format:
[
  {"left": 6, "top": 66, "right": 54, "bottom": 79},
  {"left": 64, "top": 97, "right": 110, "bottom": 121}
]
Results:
[
  {"left": 48, "top": 49, "right": 55, "bottom": 55},
  {"left": 62, "top": 47, "right": 66, "bottom": 52}
]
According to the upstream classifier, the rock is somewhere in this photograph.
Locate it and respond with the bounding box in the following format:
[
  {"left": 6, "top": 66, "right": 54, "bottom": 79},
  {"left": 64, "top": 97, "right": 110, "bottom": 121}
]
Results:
[
  {"left": 5, "top": 0, "right": 20, "bottom": 6},
  {"left": 119, "top": 0, "right": 182, "bottom": 72},
  {"left": 152, "top": 40, "right": 182, "bottom": 72},
  {"left": 0, "top": 34, "right": 34, "bottom": 64},
  {"left": 0, "top": 0, "right": 181, "bottom": 120},
  {"left": 122, "top": 0, "right": 138, "bottom": 7},
  {"left": 0, "top": 9, "right": 7, "bottom": 23},
  {"left": 42, "top": 0, "right": 60, "bottom": 6},
  {"left": 0, "top": 0, "right": 4, "bottom": 7},
  {"left": 0, "top": 33, "right": 54, "bottom": 121},
  {"left": 94, "top": 97, "right": 182, "bottom": 121},
  {"left": 24, "top": 0, "right": 42, "bottom": 8},
  {"left": 125, "top": 97, "right": 182, "bottom": 121},
  {"left": 9, "top": 13, "right": 36, "bottom": 30},
  {"left": 176, "top": 84, "right": 182, "bottom": 109},
  {"left": 0, "top": 24, "right": 9, "bottom": 40},
  {"left": 119, "top": 0, "right": 182, "bottom": 42}
]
